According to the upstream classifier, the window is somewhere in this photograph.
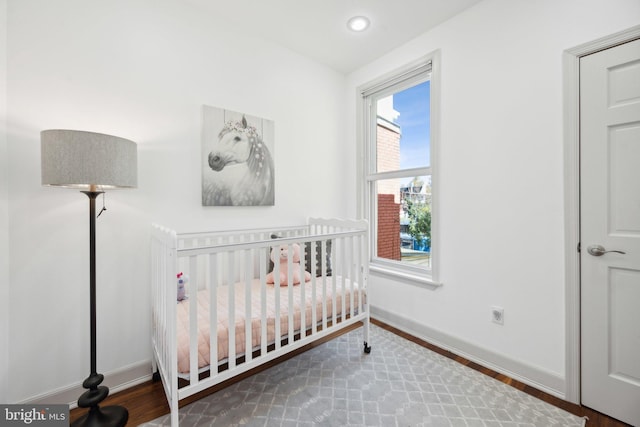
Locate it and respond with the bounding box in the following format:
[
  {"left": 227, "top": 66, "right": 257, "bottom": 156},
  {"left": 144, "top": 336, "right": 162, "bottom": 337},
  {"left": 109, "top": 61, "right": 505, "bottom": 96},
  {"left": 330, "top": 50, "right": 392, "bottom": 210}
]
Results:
[{"left": 359, "top": 53, "right": 439, "bottom": 286}]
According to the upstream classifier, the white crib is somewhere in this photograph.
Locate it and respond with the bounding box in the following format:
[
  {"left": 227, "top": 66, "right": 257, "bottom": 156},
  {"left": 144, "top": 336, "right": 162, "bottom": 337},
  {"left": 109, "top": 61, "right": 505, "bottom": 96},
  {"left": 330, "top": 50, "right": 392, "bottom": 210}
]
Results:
[{"left": 150, "top": 218, "right": 370, "bottom": 426}]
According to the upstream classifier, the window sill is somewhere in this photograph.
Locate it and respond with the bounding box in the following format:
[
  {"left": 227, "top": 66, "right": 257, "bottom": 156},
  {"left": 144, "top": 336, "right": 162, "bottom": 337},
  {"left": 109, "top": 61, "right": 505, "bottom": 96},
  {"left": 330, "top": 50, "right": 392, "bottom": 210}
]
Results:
[{"left": 369, "top": 264, "right": 443, "bottom": 290}]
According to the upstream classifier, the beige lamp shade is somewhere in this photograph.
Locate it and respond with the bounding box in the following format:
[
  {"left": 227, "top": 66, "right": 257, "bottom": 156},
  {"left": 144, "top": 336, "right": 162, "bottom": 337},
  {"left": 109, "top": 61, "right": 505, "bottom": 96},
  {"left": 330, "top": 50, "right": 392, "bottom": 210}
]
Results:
[{"left": 41, "top": 129, "right": 137, "bottom": 190}]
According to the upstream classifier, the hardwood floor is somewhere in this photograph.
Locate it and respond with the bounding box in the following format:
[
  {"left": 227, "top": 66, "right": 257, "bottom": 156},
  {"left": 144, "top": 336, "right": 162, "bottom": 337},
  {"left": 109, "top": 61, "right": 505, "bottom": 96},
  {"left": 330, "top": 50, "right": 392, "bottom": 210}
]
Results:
[{"left": 70, "top": 319, "right": 632, "bottom": 426}]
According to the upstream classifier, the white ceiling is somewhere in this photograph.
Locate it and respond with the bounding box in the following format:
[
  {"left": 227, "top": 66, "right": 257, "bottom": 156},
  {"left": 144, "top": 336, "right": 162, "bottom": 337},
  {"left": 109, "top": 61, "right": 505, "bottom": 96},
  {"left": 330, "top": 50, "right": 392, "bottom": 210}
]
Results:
[{"left": 182, "top": 0, "right": 483, "bottom": 74}]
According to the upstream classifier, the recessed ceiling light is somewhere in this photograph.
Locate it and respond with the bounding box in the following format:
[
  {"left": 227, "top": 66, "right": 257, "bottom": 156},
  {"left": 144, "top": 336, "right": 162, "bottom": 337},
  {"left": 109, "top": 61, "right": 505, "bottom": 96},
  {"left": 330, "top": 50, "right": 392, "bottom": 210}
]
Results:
[{"left": 347, "top": 16, "right": 370, "bottom": 32}]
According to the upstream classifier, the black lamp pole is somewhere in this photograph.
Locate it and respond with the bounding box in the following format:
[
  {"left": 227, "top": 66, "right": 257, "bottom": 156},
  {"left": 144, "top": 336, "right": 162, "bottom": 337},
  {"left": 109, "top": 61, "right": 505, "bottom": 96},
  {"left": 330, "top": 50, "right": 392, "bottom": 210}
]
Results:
[{"left": 71, "top": 191, "right": 128, "bottom": 427}]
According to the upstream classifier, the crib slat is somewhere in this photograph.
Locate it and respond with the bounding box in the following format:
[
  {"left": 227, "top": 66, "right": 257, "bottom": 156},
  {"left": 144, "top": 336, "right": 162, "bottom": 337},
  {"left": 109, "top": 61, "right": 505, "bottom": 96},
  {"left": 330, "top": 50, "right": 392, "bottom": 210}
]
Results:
[
  {"left": 287, "top": 245, "right": 294, "bottom": 343},
  {"left": 331, "top": 238, "right": 337, "bottom": 326},
  {"left": 340, "top": 237, "right": 346, "bottom": 324},
  {"left": 188, "top": 255, "right": 199, "bottom": 385},
  {"left": 245, "top": 249, "right": 252, "bottom": 364},
  {"left": 260, "top": 247, "right": 267, "bottom": 356},
  {"left": 228, "top": 251, "right": 236, "bottom": 369},
  {"left": 274, "top": 249, "right": 281, "bottom": 351},
  {"left": 358, "top": 233, "right": 364, "bottom": 314},
  {"left": 311, "top": 240, "right": 317, "bottom": 335},
  {"left": 164, "top": 234, "right": 172, "bottom": 389},
  {"left": 321, "top": 240, "right": 327, "bottom": 331},
  {"left": 349, "top": 236, "right": 355, "bottom": 319},
  {"left": 169, "top": 234, "right": 178, "bottom": 417},
  {"left": 209, "top": 253, "right": 218, "bottom": 375},
  {"left": 299, "top": 244, "right": 306, "bottom": 339},
  {"left": 361, "top": 230, "right": 370, "bottom": 347}
]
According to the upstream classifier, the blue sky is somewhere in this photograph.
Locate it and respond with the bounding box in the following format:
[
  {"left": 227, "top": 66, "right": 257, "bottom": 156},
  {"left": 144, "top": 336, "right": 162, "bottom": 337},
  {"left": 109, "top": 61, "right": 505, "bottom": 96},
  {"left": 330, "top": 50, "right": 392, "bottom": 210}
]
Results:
[{"left": 393, "top": 80, "right": 431, "bottom": 170}]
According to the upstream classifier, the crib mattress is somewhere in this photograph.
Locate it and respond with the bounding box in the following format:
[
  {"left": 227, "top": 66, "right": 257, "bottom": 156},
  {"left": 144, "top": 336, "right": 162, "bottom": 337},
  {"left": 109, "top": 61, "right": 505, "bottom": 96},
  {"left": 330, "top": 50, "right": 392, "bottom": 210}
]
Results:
[{"left": 176, "top": 277, "right": 363, "bottom": 374}]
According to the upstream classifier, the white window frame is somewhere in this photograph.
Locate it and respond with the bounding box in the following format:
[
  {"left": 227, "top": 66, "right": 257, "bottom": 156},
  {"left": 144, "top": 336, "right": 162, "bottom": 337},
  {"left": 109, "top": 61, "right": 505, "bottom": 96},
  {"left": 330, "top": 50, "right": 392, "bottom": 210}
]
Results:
[{"left": 357, "top": 51, "right": 441, "bottom": 288}]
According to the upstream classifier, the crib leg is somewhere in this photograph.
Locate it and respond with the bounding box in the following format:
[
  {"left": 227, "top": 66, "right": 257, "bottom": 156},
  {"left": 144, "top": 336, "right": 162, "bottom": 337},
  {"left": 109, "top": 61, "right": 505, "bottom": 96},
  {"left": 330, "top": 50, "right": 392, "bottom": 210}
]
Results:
[
  {"left": 363, "top": 317, "right": 371, "bottom": 354},
  {"left": 170, "top": 399, "right": 179, "bottom": 427},
  {"left": 150, "top": 353, "right": 163, "bottom": 382}
]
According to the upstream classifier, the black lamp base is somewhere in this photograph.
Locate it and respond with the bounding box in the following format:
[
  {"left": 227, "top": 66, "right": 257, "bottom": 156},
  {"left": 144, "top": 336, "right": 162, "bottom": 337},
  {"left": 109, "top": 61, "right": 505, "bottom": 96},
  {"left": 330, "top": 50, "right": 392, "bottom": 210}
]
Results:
[
  {"left": 71, "top": 405, "right": 128, "bottom": 427},
  {"left": 72, "top": 192, "right": 128, "bottom": 427}
]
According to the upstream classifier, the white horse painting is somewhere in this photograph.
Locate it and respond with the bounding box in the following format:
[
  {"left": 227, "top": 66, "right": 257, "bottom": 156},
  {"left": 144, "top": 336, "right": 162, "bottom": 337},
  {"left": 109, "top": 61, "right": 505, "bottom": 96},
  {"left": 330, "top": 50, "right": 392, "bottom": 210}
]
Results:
[{"left": 202, "top": 106, "right": 275, "bottom": 206}]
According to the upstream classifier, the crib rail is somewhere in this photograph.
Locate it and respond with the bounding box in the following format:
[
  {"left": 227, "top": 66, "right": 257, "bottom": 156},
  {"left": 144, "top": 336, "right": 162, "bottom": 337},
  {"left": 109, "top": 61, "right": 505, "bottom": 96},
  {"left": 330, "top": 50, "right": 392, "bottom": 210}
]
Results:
[
  {"left": 150, "top": 224, "right": 179, "bottom": 421},
  {"left": 151, "top": 218, "right": 369, "bottom": 427}
]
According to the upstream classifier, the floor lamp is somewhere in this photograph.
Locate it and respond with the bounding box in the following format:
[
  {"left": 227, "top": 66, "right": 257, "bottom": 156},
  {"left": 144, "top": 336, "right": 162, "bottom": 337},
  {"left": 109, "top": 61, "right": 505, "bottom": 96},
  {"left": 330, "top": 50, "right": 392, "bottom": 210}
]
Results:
[{"left": 41, "top": 129, "right": 137, "bottom": 427}]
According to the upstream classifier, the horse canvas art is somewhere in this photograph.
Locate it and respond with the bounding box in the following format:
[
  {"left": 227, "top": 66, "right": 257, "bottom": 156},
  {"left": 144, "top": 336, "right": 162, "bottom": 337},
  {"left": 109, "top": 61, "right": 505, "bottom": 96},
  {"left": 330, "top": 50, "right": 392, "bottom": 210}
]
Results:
[{"left": 202, "top": 106, "right": 275, "bottom": 206}]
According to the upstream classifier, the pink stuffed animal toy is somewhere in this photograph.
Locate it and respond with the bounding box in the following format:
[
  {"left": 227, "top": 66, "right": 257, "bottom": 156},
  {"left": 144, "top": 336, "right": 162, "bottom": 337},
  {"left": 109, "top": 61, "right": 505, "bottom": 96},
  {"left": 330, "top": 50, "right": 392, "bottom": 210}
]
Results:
[
  {"left": 266, "top": 243, "right": 311, "bottom": 286},
  {"left": 177, "top": 272, "right": 188, "bottom": 302}
]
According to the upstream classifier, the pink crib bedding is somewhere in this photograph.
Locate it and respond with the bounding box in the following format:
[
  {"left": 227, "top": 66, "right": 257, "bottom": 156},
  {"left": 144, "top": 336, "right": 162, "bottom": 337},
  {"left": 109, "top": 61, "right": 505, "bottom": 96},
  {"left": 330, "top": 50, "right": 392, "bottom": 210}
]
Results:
[{"left": 176, "top": 277, "right": 362, "bottom": 374}]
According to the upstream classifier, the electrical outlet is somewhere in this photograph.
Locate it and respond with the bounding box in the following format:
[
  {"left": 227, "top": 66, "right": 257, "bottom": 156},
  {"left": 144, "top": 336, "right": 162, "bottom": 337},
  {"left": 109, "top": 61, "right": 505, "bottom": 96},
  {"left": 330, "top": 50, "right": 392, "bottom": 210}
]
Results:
[{"left": 491, "top": 306, "right": 504, "bottom": 325}]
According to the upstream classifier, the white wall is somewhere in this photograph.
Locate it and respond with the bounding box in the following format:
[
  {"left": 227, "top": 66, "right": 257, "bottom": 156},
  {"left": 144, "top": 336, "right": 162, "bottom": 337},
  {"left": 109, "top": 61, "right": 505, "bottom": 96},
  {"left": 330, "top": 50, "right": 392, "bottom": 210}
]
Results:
[
  {"left": 347, "top": 0, "right": 640, "bottom": 397},
  {"left": 0, "top": 0, "right": 9, "bottom": 406},
  {"left": 6, "top": 0, "right": 348, "bottom": 403}
]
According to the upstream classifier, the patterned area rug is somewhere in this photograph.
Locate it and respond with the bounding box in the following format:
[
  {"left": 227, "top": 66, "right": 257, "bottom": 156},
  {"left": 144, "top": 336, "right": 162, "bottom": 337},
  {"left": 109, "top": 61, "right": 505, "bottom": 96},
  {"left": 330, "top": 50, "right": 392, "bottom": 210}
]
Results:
[{"left": 143, "top": 324, "right": 586, "bottom": 426}]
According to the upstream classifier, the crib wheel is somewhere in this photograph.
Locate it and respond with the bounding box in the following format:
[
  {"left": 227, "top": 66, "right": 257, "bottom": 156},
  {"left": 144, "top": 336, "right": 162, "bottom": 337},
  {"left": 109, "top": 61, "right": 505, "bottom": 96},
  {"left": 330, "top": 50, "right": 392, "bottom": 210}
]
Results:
[
  {"left": 363, "top": 342, "right": 372, "bottom": 354},
  {"left": 152, "top": 371, "right": 161, "bottom": 382}
]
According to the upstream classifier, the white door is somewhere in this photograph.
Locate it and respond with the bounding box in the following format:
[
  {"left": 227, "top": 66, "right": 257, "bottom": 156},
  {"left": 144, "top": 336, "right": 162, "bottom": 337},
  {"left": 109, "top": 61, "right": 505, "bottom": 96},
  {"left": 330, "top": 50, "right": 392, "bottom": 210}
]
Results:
[{"left": 580, "top": 38, "right": 640, "bottom": 427}]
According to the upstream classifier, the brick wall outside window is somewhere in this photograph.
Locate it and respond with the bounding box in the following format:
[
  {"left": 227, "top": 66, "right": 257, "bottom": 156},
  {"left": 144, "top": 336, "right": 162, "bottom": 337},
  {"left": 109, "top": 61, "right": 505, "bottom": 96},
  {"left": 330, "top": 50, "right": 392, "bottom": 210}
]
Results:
[
  {"left": 377, "top": 193, "right": 401, "bottom": 260},
  {"left": 376, "top": 122, "right": 401, "bottom": 203},
  {"left": 376, "top": 120, "right": 401, "bottom": 261}
]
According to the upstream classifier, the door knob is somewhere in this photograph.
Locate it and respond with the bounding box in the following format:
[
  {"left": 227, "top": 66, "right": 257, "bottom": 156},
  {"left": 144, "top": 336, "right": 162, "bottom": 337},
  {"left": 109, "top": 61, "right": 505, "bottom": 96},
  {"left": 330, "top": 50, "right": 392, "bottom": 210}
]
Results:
[{"left": 587, "top": 245, "right": 626, "bottom": 257}]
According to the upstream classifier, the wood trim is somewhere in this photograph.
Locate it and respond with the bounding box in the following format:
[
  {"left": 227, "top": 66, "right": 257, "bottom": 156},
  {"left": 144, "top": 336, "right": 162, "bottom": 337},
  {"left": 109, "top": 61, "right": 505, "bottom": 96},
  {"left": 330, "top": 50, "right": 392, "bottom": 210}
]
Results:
[{"left": 562, "top": 46, "right": 582, "bottom": 405}]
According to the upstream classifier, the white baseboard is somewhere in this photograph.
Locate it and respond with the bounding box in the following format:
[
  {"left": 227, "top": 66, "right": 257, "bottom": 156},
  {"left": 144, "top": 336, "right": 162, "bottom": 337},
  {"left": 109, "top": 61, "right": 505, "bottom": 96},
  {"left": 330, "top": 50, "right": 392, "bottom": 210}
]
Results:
[
  {"left": 371, "top": 305, "right": 567, "bottom": 400},
  {"left": 20, "top": 360, "right": 153, "bottom": 408}
]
